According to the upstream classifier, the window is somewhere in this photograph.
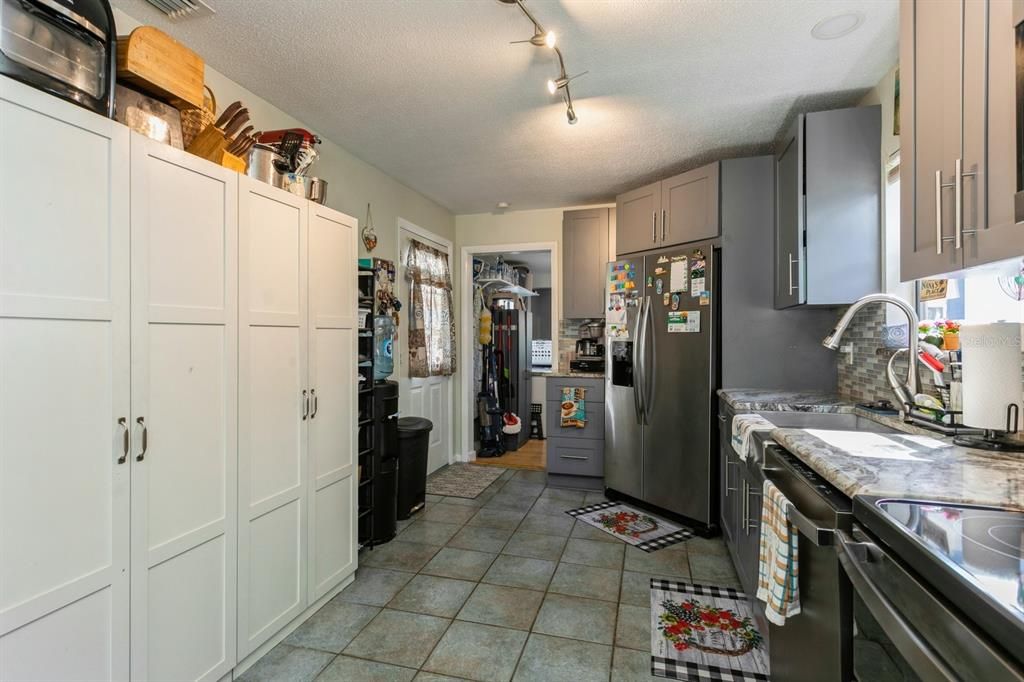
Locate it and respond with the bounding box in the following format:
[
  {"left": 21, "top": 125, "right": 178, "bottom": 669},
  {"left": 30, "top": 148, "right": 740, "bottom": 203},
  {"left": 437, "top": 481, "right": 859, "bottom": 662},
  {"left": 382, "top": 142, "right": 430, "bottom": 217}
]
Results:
[{"left": 405, "top": 239, "right": 457, "bottom": 377}]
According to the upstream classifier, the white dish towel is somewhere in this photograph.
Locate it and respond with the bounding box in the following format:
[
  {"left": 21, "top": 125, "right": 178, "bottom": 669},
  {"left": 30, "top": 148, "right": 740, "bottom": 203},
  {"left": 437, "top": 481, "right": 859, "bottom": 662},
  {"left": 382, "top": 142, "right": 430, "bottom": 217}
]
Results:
[
  {"left": 756, "top": 478, "right": 801, "bottom": 626},
  {"left": 730, "top": 413, "right": 775, "bottom": 461}
]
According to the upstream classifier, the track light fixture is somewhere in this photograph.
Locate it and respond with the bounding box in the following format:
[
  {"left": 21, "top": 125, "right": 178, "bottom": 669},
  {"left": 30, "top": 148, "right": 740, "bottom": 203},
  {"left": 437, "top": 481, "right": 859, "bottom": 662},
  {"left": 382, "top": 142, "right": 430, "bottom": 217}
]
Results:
[{"left": 500, "top": 0, "right": 586, "bottom": 125}]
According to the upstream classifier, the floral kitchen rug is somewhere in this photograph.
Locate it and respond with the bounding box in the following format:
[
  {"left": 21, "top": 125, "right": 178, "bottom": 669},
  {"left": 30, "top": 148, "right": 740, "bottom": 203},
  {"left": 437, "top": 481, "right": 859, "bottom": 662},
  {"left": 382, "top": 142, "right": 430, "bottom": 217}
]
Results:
[
  {"left": 650, "top": 579, "right": 769, "bottom": 681},
  {"left": 565, "top": 501, "right": 694, "bottom": 552},
  {"left": 426, "top": 463, "right": 506, "bottom": 498}
]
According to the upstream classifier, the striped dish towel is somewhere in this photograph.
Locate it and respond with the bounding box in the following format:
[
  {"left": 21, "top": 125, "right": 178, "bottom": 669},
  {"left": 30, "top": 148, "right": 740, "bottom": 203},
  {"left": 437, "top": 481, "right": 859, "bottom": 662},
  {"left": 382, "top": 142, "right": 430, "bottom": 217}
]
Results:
[
  {"left": 730, "top": 413, "right": 775, "bottom": 461},
  {"left": 756, "top": 478, "right": 800, "bottom": 626}
]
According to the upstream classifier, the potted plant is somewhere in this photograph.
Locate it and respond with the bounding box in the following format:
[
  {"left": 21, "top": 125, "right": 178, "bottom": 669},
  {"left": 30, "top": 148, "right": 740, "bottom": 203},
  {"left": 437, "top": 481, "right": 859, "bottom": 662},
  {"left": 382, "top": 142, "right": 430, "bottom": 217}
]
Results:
[
  {"left": 918, "top": 323, "right": 944, "bottom": 349},
  {"left": 942, "top": 320, "right": 961, "bottom": 351}
]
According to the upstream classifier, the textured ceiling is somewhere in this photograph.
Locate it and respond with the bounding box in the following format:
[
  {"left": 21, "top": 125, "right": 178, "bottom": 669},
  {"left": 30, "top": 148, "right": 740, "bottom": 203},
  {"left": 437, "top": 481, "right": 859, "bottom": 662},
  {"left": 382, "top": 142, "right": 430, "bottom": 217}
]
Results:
[{"left": 112, "top": 0, "right": 898, "bottom": 214}]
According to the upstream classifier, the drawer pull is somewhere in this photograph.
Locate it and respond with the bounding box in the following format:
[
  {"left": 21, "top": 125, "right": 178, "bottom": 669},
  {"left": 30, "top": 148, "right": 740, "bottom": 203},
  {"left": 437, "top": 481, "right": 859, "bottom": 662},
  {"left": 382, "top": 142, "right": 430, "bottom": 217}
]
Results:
[{"left": 560, "top": 454, "right": 589, "bottom": 460}]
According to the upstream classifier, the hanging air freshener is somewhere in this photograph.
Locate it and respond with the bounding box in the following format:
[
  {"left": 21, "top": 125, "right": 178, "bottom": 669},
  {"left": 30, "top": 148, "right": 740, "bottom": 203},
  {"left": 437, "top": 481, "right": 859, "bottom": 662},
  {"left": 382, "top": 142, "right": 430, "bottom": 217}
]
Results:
[{"left": 361, "top": 203, "right": 378, "bottom": 252}]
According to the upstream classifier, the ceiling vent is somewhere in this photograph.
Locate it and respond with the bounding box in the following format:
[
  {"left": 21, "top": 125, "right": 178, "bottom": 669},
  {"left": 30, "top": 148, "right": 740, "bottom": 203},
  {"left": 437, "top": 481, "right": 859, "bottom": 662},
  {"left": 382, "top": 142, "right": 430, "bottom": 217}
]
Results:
[{"left": 143, "top": 0, "right": 215, "bottom": 20}]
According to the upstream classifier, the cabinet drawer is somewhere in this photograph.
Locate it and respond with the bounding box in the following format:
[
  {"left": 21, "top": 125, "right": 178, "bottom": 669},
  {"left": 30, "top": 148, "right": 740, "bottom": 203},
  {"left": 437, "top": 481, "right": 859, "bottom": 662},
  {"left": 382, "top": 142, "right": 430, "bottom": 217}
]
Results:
[
  {"left": 547, "top": 399, "right": 604, "bottom": 440},
  {"left": 547, "top": 437, "right": 603, "bottom": 476},
  {"left": 545, "top": 378, "right": 605, "bottom": 403}
]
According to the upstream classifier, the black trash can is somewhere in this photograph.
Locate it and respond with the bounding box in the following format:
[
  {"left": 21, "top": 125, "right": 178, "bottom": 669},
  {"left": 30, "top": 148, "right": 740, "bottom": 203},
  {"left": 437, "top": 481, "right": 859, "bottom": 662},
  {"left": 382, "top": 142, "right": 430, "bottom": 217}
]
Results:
[{"left": 396, "top": 416, "right": 433, "bottom": 520}]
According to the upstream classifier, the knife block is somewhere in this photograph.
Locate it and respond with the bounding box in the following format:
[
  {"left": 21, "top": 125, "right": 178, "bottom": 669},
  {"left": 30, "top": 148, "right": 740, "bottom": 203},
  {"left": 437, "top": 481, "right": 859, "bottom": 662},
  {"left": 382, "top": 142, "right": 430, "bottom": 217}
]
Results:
[{"left": 186, "top": 125, "right": 247, "bottom": 173}]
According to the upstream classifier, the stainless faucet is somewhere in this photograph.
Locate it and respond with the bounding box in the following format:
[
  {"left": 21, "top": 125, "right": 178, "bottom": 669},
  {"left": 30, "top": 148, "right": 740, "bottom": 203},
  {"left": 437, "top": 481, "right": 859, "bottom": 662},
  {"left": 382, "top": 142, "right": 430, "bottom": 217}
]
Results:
[{"left": 822, "top": 293, "right": 919, "bottom": 413}]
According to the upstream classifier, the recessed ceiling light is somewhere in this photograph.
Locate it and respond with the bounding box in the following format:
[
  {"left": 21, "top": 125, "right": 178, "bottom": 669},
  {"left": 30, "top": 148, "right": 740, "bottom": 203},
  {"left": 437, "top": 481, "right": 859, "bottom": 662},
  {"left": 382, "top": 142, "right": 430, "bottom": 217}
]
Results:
[
  {"left": 811, "top": 12, "right": 865, "bottom": 40},
  {"left": 497, "top": 201, "right": 510, "bottom": 209}
]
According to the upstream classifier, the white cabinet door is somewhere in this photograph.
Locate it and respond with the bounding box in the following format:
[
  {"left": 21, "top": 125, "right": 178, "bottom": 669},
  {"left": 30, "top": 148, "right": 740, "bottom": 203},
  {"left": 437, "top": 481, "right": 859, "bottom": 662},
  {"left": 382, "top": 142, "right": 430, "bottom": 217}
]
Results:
[
  {"left": 129, "top": 136, "right": 238, "bottom": 682},
  {"left": 0, "top": 77, "right": 130, "bottom": 681},
  {"left": 306, "top": 204, "right": 358, "bottom": 603},
  {"left": 237, "top": 178, "right": 309, "bottom": 658}
]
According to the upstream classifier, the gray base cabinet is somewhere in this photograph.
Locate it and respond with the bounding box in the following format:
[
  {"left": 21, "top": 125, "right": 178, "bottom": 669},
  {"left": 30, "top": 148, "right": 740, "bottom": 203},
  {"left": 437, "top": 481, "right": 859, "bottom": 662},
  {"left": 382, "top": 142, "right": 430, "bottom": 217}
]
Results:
[
  {"left": 901, "top": 0, "right": 1024, "bottom": 279},
  {"left": 718, "top": 400, "right": 764, "bottom": 597},
  {"left": 546, "top": 377, "right": 604, "bottom": 479}
]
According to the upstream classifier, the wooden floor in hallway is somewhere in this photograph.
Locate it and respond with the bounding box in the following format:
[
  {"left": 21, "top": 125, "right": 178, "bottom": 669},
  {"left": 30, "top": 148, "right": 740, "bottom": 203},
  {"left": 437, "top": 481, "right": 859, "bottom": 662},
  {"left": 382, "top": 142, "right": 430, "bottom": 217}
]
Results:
[{"left": 473, "top": 439, "right": 546, "bottom": 471}]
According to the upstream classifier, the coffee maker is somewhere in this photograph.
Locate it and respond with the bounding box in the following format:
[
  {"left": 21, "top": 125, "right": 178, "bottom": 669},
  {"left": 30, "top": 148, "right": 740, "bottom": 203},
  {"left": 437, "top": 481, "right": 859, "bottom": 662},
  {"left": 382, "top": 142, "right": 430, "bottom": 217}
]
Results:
[{"left": 571, "top": 337, "right": 606, "bottom": 373}]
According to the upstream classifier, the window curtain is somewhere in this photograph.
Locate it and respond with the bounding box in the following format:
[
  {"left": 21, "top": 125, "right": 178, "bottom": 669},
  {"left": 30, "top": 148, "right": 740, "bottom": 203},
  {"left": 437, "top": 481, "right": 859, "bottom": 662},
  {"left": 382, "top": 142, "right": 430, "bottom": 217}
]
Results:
[{"left": 405, "top": 239, "right": 456, "bottom": 377}]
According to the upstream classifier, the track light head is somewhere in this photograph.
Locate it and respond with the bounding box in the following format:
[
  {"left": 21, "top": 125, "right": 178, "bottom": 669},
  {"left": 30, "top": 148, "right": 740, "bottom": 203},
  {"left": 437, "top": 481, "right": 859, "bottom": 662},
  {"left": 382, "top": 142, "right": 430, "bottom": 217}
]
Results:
[
  {"left": 566, "top": 102, "right": 578, "bottom": 125},
  {"left": 546, "top": 70, "right": 587, "bottom": 95},
  {"left": 543, "top": 30, "right": 556, "bottom": 48}
]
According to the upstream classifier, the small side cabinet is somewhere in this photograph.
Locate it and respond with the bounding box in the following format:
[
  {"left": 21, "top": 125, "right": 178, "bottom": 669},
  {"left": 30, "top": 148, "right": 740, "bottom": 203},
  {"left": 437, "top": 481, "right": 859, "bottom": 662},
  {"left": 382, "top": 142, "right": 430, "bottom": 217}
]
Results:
[
  {"left": 775, "top": 106, "right": 881, "bottom": 308},
  {"left": 563, "top": 208, "right": 610, "bottom": 319},
  {"left": 546, "top": 377, "right": 605, "bottom": 483}
]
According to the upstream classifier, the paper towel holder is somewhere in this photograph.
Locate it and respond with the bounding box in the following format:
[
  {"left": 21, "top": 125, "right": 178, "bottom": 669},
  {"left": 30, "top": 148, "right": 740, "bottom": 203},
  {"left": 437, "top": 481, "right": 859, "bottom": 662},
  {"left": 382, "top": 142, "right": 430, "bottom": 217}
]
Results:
[{"left": 952, "top": 403, "right": 1024, "bottom": 452}]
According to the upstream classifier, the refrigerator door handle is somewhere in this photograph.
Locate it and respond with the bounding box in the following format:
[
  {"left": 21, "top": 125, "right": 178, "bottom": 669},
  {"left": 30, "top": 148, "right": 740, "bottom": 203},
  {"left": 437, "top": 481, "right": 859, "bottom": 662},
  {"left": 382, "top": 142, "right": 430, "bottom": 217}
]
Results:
[
  {"left": 634, "top": 296, "right": 648, "bottom": 423},
  {"left": 643, "top": 293, "right": 656, "bottom": 417}
]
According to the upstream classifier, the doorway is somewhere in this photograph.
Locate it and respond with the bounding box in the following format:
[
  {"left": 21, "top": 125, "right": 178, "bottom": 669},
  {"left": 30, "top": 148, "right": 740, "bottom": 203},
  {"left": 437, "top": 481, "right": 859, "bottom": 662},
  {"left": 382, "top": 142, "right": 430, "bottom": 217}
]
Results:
[
  {"left": 397, "top": 219, "right": 454, "bottom": 475},
  {"left": 459, "top": 243, "right": 557, "bottom": 472}
]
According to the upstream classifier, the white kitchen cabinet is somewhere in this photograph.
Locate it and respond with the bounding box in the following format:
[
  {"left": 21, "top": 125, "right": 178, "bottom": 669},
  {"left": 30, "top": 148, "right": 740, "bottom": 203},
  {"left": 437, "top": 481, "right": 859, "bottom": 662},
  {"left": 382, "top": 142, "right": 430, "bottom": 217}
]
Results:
[
  {"left": 237, "top": 178, "right": 310, "bottom": 658},
  {"left": 0, "top": 77, "right": 131, "bottom": 682},
  {"left": 306, "top": 204, "right": 358, "bottom": 603},
  {"left": 129, "top": 136, "right": 238, "bottom": 682}
]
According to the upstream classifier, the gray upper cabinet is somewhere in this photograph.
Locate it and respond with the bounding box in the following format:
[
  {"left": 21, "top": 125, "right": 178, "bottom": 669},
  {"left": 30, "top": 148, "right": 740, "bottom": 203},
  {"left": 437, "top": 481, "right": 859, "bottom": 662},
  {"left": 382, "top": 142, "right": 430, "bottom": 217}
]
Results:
[
  {"left": 615, "top": 181, "right": 661, "bottom": 255},
  {"left": 662, "top": 162, "right": 720, "bottom": 247},
  {"left": 562, "top": 208, "right": 610, "bottom": 319},
  {"left": 901, "top": 0, "right": 1024, "bottom": 279},
  {"left": 775, "top": 106, "right": 881, "bottom": 309},
  {"left": 616, "top": 161, "right": 720, "bottom": 255}
]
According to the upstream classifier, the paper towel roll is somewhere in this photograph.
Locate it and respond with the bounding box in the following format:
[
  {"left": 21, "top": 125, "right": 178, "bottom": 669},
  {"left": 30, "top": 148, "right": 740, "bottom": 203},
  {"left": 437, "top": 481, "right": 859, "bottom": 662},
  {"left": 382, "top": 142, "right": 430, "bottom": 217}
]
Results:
[{"left": 961, "top": 323, "right": 1024, "bottom": 431}]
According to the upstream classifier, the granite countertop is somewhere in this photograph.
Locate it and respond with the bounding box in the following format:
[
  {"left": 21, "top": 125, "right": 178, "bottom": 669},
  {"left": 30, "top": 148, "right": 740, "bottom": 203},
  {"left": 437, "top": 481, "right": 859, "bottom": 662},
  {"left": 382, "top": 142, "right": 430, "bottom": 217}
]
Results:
[
  {"left": 718, "top": 388, "right": 854, "bottom": 413},
  {"left": 771, "top": 425, "right": 1024, "bottom": 511},
  {"left": 535, "top": 371, "right": 605, "bottom": 379}
]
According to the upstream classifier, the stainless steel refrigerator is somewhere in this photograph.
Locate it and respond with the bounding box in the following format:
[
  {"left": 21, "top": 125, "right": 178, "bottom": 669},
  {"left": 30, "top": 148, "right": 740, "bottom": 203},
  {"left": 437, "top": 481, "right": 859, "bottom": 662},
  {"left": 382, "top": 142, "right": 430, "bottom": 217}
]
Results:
[{"left": 605, "top": 242, "right": 717, "bottom": 527}]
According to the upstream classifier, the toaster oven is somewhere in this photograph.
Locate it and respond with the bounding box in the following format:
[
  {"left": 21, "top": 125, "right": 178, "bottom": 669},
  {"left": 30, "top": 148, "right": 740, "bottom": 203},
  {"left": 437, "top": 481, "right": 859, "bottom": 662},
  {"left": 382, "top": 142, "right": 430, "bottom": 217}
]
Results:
[{"left": 0, "top": 0, "right": 116, "bottom": 116}]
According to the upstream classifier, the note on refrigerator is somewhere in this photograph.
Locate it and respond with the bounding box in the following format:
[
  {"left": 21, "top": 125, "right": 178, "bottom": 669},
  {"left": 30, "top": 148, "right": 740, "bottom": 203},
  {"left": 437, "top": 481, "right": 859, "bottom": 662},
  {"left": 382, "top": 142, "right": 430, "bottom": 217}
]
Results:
[{"left": 669, "top": 257, "right": 688, "bottom": 293}]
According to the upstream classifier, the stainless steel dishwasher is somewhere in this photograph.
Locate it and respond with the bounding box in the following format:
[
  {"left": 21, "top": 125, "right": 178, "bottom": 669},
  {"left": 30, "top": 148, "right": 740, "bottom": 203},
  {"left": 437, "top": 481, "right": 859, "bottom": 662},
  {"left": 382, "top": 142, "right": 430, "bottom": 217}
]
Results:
[{"left": 760, "top": 443, "right": 853, "bottom": 682}]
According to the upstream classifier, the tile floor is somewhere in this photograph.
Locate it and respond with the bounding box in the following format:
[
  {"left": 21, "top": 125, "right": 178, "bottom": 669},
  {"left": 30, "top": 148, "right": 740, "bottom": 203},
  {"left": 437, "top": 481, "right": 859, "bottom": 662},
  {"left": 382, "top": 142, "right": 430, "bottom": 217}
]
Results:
[{"left": 238, "top": 468, "right": 741, "bottom": 682}]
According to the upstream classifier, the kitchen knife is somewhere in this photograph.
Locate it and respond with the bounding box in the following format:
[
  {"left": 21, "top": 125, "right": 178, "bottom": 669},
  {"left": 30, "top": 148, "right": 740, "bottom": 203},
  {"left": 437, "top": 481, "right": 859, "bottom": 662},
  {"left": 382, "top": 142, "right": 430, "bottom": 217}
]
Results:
[
  {"left": 222, "top": 109, "right": 250, "bottom": 139},
  {"left": 214, "top": 101, "right": 242, "bottom": 130}
]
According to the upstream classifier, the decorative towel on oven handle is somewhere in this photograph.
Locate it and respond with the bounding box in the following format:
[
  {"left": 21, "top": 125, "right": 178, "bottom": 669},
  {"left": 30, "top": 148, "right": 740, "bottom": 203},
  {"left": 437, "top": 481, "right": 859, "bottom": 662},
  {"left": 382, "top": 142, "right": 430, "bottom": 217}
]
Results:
[{"left": 756, "top": 478, "right": 801, "bottom": 626}]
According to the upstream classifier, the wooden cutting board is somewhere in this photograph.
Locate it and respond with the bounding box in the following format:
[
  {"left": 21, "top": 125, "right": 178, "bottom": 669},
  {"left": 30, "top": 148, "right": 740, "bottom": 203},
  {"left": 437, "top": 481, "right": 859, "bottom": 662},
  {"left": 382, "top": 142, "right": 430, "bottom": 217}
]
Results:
[{"left": 117, "top": 27, "right": 204, "bottom": 109}]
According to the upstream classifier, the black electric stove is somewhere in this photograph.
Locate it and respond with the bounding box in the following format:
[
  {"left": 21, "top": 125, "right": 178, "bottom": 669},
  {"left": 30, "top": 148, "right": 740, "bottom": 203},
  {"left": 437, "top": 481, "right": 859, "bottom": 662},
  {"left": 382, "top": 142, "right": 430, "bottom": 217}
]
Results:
[{"left": 853, "top": 497, "right": 1024, "bottom": 671}]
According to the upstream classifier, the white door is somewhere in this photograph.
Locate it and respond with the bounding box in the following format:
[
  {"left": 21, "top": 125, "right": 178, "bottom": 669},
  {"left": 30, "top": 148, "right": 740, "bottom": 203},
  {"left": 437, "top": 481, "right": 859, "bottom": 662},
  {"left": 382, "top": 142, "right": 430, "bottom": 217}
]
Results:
[
  {"left": 129, "top": 136, "right": 238, "bottom": 681},
  {"left": 397, "top": 224, "right": 453, "bottom": 473},
  {"left": 0, "top": 77, "right": 130, "bottom": 681},
  {"left": 237, "top": 178, "right": 308, "bottom": 658},
  {"left": 306, "top": 204, "right": 358, "bottom": 603}
]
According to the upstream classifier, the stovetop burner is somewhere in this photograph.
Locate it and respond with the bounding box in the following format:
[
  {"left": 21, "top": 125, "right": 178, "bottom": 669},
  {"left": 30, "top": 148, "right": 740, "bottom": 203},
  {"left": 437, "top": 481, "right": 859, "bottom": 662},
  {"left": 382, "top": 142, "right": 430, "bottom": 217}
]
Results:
[{"left": 874, "top": 500, "right": 1024, "bottom": 618}]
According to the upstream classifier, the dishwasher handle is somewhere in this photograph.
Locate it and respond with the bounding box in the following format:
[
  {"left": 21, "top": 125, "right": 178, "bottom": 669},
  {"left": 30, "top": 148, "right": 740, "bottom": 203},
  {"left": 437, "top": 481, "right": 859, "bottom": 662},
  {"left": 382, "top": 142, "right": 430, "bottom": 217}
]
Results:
[
  {"left": 761, "top": 468, "right": 835, "bottom": 547},
  {"left": 836, "top": 530, "right": 959, "bottom": 681}
]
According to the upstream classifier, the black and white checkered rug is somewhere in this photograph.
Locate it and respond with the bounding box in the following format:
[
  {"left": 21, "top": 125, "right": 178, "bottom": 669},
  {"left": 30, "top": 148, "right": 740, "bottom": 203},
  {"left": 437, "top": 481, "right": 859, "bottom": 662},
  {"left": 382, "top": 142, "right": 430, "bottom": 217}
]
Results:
[
  {"left": 651, "top": 579, "right": 770, "bottom": 681},
  {"left": 564, "top": 501, "right": 694, "bottom": 552}
]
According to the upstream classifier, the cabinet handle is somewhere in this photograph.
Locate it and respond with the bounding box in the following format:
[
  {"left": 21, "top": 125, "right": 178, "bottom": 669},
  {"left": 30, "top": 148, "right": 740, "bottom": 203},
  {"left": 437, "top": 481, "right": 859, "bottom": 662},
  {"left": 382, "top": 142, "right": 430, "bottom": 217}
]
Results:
[
  {"left": 661, "top": 209, "right": 667, "bottom": 242},
  {"left": 652, "top": 210, "right": 657, "bottom": 243},
  {"left": 302, "top": 389, "right": 308, "bottom": 420},
  {"left": 959, "top": 158, "right": 978, "bottom": 246},
  {"left": 787, "top": 253, "right": 800, "bottom": 295},
  {"left": 135, "top": 417, "right": 148, "bottom": 462},
  {"left": 725, "top": 460, "right": 739, "bottom": 493},
  {"left": 117, "top": 417, "right": 128, "bottom": 464},
  {"left": 741, "top": 481, "right": 748, "bottom": 533},
  {"left": 935, "top": 169, "right": 956, "bottom": 254},
  {"left": 310, "top": 389, "right": 318, "bottom": 419},
  {"left": 559, "top": 454, "right": 588, "bottom": 460}
]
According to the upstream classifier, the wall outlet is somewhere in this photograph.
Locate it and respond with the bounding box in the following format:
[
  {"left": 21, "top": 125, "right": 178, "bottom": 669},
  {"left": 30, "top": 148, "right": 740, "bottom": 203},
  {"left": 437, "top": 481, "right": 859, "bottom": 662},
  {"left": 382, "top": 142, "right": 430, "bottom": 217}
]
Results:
[{"left": 839, "top": 344, "right": 854, "bottom": 365}]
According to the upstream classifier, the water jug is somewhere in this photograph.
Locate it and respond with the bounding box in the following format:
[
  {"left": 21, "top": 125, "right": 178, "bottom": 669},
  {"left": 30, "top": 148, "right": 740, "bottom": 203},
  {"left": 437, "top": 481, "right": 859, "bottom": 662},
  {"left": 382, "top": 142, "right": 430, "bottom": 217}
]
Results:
[{"left": 374, "top": 315, "right": 395, "bottom": 380}]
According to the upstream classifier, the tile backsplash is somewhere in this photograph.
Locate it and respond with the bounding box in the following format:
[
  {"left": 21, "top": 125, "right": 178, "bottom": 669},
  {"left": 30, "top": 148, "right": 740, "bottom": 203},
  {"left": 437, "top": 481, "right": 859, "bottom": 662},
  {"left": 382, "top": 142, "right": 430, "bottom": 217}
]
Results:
[
  {"left": 835, "top": 305, "right": 941, "bottom": 404},
  {"left": 558, "top": 318, "right": 603, "bottom": 372}
]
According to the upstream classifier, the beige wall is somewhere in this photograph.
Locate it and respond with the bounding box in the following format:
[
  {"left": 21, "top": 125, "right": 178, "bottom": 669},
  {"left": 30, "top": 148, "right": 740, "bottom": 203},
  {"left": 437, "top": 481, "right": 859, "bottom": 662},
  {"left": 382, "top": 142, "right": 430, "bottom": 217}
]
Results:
[{"left": 113, "top": 8, "right": 455, "bottom": 268}]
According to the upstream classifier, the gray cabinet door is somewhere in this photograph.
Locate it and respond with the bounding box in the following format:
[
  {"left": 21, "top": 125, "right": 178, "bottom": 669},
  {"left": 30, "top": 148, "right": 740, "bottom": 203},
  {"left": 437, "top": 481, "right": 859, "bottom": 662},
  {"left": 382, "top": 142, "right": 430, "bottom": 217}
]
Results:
[
  {"left": 970, "top": 0, "right": 1024, "bottom": 268},
  {"left": 616, "top": 181, "right": 661, "bottom": 255},
  {"left": 900, "top": 0, "right": 966, "bottom": 280},
  {"left": 774, "top": 117, "right": 804, "bottom": 308},
  {"left": 562, "top": 208, "right": 609, "bottom": 319},
  {"left": 661, "top": 162, "right": 720, "bottom": 247}
]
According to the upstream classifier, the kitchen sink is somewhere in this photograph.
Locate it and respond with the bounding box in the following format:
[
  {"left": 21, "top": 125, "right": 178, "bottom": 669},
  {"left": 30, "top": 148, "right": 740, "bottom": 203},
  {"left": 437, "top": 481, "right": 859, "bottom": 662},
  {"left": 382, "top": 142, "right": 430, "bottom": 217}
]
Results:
[{"left": 755, "top": 411, "right": 897, "bottom": 433}]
